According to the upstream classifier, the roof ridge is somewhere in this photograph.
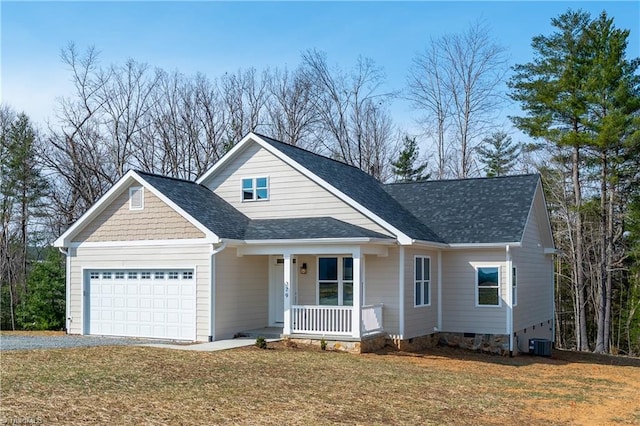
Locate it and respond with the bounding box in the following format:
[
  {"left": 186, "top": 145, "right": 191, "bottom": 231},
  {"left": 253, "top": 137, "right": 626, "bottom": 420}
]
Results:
[
  {"left": 384, "top": 173, "right": 540, "bottom": 186},
  {"left": 134, "top": 170, "right": 202, "bottom": 186}
]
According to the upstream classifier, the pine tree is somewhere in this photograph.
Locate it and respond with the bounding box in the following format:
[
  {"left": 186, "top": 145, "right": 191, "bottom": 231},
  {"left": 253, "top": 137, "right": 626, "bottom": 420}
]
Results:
[
  {"left": 476, "top": 131, "right": 520, "bottom": 177},
  {"left": 391, "top": 136, "right": 430, "bottom": 182}
]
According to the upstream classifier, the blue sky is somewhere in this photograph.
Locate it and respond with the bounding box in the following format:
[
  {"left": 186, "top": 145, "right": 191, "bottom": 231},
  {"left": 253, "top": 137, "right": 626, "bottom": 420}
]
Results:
[{"left": 1, "top": 1, "right": 639, "bottom": 135}]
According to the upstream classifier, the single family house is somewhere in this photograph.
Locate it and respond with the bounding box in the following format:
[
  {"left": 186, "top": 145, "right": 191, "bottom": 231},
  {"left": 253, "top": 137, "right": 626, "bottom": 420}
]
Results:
[{"left": 54, "top": 132, "right": 555, "bottom": 354}]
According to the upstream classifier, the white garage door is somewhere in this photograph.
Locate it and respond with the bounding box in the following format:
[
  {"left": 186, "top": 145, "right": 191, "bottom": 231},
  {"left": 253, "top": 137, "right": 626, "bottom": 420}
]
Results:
[{"left": 87, "top": 269, "right": 195, "bottom": 340}]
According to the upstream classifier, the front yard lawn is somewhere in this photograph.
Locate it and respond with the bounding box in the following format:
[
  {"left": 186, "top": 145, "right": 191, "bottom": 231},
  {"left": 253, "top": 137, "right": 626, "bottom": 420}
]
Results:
[{"left": 1, "top": 341, "right": 639, "bottom": 425}]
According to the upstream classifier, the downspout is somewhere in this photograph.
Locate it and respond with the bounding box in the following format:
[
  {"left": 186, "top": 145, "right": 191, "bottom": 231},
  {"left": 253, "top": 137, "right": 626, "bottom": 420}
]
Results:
[
  {"left": 437, "top": 250, "right": 442, "bottom": 332},
  {"left": 209, "top": 241, "right": 227, "bottom": 342},
  {"left": 58, "top": 247, "right": 71, "bottom": 334},
  {"left": 506, "top": 245, "right": 513, "bottom": 357},
  {"left": 398, "top": 246, "right": 405, "bottom": 340}
]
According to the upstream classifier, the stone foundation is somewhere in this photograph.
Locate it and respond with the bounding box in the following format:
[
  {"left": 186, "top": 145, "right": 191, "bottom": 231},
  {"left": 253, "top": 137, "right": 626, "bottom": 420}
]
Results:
[
  {"left": 286, "top": 333, "right": 387, "bottom": 354},
  {"left": 436, "top": 332, "right": 510, "bottom": 356}
]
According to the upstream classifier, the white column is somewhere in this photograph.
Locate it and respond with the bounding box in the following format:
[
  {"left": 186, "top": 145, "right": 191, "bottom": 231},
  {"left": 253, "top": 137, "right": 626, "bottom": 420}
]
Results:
[
  {"left": 351, "top": 248, "right": 362, "bottom": 339},
  {"left": 283, "top": 253, "right": 292, "bottom": 335}
]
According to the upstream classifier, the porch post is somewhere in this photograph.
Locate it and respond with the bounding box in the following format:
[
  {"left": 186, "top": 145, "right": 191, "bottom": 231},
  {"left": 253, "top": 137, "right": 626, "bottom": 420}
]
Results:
[
  {"left": 351, "top": 248, "right": 362, "bottom": 339},
  {"left": 283, "top": 253, "right": 292, "bottom": 335}
]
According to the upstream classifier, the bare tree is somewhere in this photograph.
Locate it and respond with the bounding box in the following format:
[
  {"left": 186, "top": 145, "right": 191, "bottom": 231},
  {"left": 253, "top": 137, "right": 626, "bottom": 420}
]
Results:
[
  {"left": 408, "top": 21, "right": 508, "bottom": 178},
  {"left": 407, "top": 40, "right": 452, "bottom": 179},
  {"left": 266, "top": 66, "right": 318, "bottom": 148},
  {"left": 220, "top": 68, "right": 269, "bottom": 148},
  {"left": 301, "top": 49, "right": 395, "bottom": 179}
]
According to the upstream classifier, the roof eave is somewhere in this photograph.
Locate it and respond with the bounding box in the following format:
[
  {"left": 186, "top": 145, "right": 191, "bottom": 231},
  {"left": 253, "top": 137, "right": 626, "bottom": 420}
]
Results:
[
  {"left": 410, "top": 239, "right": 449, "bottom": 249},
  {"left": 447, "top": 242, "right": 522, "bottom": 249},
  {"left": 242, "top": 237, "right": 396, "bottom": 245}
]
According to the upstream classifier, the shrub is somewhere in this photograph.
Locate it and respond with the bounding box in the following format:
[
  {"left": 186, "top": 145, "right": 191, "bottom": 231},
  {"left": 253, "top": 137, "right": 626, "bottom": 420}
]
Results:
[
  {"left": 255, "top": 336, "right": 267, "bottom": 349},
  {"left": 320, "top": 338, "right": 327, "bottom": 351}
]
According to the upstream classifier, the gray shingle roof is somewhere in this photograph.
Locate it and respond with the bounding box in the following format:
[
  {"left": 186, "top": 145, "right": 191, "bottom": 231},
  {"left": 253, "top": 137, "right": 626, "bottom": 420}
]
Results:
[
  {"left": 136, "top": 171, "right": 249, "bottom": 240},
  {"left": 383, "top": 174, "right": 540, "bottom": 244},
  {"left": 137, "top": 172, "right": 390, "bottom": 241},
  {"left": 255, "top": 133, "right": 444, "bottom": 243},
  {"left": 245, "top": 217, "right": 392, "bottom": 240}
]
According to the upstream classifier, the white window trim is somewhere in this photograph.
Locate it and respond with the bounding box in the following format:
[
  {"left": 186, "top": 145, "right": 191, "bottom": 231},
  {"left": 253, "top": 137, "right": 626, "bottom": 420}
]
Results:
[
  {"left": 414, "top": 255, "right": 431, "bottom": 307},
  {"left": 475, "top": 264, "right": 502, "bottom": 308},
  {"left": 512, "top": 266, "right": 518, "bottom": 307},
  {"left": 129, "top": 186, "right": 144, "bottom": 210},
  {"left": 316, "top": 256, "right": 353, "bottom": 306},
  {"left": 241, "top": 176, "right": 270, "bottom": 202}
]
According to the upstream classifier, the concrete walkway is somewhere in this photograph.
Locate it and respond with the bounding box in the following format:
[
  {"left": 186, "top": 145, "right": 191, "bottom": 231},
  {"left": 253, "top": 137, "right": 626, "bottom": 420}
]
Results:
[{"left": 141, "top": 337, "right": 280, "bottom": 352}]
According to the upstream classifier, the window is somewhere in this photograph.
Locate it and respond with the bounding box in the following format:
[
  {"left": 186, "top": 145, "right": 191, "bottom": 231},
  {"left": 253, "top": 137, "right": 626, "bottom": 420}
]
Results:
[
  {"left": 183, "top": 271, "right": 193, "bottom": 280},
  {"left": 415, "top": 256, "right": 431, "bottom": 306},
  {"left": 242, "top": 177, "right": 269, "bottom": 201},
  {"left": 129, "top": 187, "right": 144, "bottom": 210},
  {"left": 168, "top": 272, "right": 179, "bottom": 280},
  {"left": 512, "top": 267, "right": 517, "bottom": 306},
  {"left": 318, "top": 257, "right": 353, "bottom": 306},
  {"left": 128, "top": 272, "right": 138, "bottom": 279},
  {"left": 114, "top": 272, "right": 125, "bottom": 280},
  {"left": 102, "top": 272, "right": 112, "bottom": 279},
  {"left": 155, "top": 272, "right": 164, "bottom": 279},
  {"left": 140, "top": 272, "right": 151, "bottom": 280},
  {"left": 477, "top": 266, "right": 500, "bottom": 306},
  {"left": 90, "top": 272, "right": 100, "bottom": 280}
]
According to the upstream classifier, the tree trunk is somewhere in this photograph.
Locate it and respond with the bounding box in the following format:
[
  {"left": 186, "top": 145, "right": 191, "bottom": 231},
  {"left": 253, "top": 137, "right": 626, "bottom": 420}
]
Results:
[
  {"left": 595, "top": 151, "right": 608, "bottom": 353},
  {"left": 572, "top": 145, "right": 589, "bottom": 351}
]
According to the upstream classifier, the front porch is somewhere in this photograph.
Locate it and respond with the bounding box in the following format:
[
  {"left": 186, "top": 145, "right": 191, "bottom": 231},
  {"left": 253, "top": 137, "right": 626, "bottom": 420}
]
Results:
[
  {"left": 231, "top": 242, "right": 393, "bottom": 342},
  {"left": 239, "top": 304, "right": 384, "bottom": 340}
]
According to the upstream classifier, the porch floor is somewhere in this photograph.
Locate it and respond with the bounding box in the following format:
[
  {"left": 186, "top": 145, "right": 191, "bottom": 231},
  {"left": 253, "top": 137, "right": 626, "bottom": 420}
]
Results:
[{"left": 238, "top": 327, "right": 283, "bottom": 339}]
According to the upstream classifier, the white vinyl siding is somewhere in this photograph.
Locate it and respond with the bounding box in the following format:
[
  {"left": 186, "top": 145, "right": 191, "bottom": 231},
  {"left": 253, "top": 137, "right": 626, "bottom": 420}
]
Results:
[
  {"left": 511, "top": 188, "right": 554, "bottom": 332},
  {"left": 441, "top": 250, "right": 507, "bottom": 334},
  {"left": 204, "top": 143, "right": 392, "bottom": 236},
  {"left": 68, "top": 244, "right": 211, "bottom": 341},
  {"left": 214, "top": 247, "right": 269, "bottom": 339},
  {"left": 403, "top": 248, "right": 438, "bottom": 339},
  {"left": 364, "top": 248, "right": 400, "bottom": 336}
]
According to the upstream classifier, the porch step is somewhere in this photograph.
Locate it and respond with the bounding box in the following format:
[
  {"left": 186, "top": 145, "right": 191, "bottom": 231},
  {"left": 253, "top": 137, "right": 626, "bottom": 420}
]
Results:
[{"left": 236, "top": 327, "right": 283, "bottom": 339}]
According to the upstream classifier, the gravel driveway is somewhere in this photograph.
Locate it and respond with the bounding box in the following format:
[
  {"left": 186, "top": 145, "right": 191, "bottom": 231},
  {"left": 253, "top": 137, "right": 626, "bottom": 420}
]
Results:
[{"left": 0, "top": 334, "right": 175, "bottom": 351}]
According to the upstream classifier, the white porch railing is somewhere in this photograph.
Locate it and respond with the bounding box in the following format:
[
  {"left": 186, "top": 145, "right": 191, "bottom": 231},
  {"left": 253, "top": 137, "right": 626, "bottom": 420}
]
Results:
[
  {"left": 361, "top": 303, "right": 384, "bottom": 335},
  {"left": 292, "top": 305, "right": 352, "bottom": 336},
  {"left": 291, "top": 304, "right": 384, "bottom": 337}
]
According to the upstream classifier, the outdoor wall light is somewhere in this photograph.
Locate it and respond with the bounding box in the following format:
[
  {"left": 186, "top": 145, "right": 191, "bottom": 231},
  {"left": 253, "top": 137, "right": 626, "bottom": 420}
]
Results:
[{"left": 300, "top": 263, "right": 308, "bottom": 274}]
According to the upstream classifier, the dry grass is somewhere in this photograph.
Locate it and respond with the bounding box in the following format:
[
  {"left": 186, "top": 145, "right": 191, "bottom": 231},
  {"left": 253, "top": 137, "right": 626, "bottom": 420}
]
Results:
[{"left": 1, "top": 342, "right": 639, "bottom": 425}]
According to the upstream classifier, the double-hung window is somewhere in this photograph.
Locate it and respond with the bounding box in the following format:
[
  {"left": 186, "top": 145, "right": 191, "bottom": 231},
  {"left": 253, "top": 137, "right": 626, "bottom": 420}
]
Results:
[
  {"left": 318, "top": 257, "right": 353, "bottom": 306},
  {"left": 242, "top": 177, "right": 269, "bottom": 201},
  {"left": 415, "top": 256, "right": 431, "bottom": 306},
  {"left": 476, "top": 266, "right": 500, "bottom": 306}
]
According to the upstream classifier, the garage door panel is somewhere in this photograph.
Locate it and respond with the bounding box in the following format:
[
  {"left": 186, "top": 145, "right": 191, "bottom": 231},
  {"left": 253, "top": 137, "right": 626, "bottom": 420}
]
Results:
[{"left": 87, "top": 269, "right": 195, "bottom": 340}]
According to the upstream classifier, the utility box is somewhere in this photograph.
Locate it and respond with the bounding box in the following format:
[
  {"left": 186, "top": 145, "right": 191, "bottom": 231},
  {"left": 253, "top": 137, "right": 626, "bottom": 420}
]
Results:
[{"left": 529, "top": 338, "right": 552, "bottom": 356}]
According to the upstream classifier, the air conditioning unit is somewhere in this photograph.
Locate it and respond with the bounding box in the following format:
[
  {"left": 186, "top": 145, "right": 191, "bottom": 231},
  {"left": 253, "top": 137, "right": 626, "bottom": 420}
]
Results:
[{"left": 529, "top": 338, "right": 552, "bottom": 356}]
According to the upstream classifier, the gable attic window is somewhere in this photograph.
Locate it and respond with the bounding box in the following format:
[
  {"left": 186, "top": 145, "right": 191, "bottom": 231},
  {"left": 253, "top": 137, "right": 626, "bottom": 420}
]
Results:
[
  {"left": 129, "top": 186, "right": 144, "bottom": 210},
  {"left": 242, "top": 177, "right": 269, "bottom": 201}
]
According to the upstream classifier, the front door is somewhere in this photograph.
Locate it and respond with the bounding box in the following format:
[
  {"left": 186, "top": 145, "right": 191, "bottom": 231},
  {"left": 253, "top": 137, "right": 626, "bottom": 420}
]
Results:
[{"left": 269, "top": 257, "right": 296, "bottom": 326}]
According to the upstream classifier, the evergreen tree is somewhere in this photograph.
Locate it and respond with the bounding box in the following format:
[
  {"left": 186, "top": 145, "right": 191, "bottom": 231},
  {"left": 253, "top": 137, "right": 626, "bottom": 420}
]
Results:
[
  {"left": 476, "top": 131, "right": 520, "bottom": 177},
  {"left": 391, "top": 136, "right": 430, "bottom": 182},
  {"left": 17, "top": 248, "right": 66, "bottom": 330}
]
